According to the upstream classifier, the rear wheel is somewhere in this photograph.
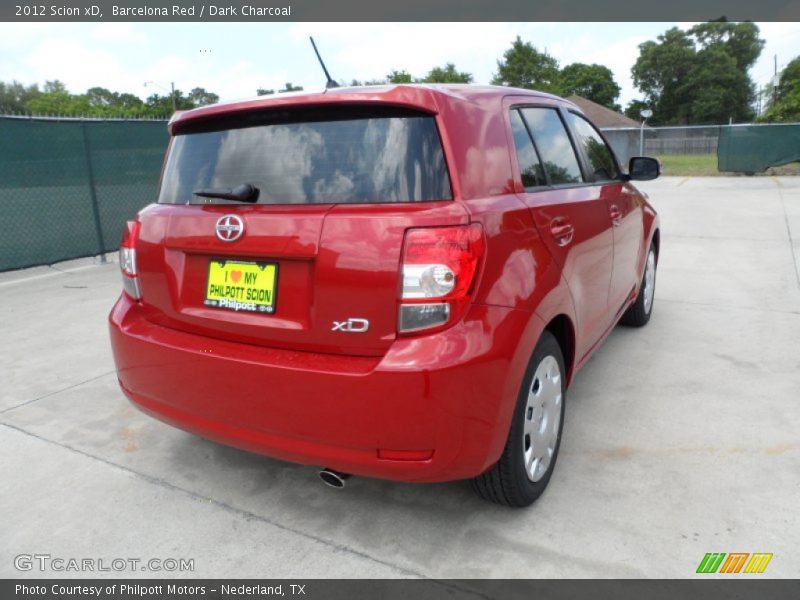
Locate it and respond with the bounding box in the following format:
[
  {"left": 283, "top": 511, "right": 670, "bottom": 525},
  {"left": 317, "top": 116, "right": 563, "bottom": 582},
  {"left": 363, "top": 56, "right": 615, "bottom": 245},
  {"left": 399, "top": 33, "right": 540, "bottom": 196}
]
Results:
[
  {"left": 471, "top": 331, "right": 566, "bottom": 507},
  {"left": 620, "top": 243, "right": 657, "bottom": 327}
]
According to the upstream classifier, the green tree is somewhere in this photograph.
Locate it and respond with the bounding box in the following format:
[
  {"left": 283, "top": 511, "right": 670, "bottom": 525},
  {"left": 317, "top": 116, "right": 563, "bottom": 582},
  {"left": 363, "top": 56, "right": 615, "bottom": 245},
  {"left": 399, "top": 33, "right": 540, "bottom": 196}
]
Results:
[
  {"left": 2, "top": 80, "right": 221, "bottom": 118},
  {"left": 632, "top": 27, "right": 697, "bottom": 124},
  {"left": 145, "top": 89, "right": 194, "bottom": 115},
  {"left": 777, "top": 57, "right": 800, "bottom": 98},
  {"left": 763, "top": 87, "right": 800, "bottom": 122},
  {"left": 688, "top": 20, "right": 764, "bottom": 71},
  {"left": 82, "top": 87, "right": 144, "bottom": 117},
  {"left": 0, "top": 81, "right": 41, "bottom": 113},
  {"left": 386, "top": 69, "right": 413, "bottom": 84},
  {"left": 85, "top": 86, "right": 119, "bottom": 108},
  {"left": 43, "top": 80, "right": 68, "bottom": 94},
  {"left": 685, "top": 46, "right": 754, "bottom": 123},
  {"left": 421, "top": 63, "right": 473, "bottom": 84},
  {"left": 559, "top": 63, "right": 621, "bottom": 110},
  {"left": 631, "top": 22, "right": 764, "bottom": 124},
  {"left": 116, "top": 93, "right": 145, "bottom": 110},
  {"left": 348, "top": 78, "right": 387, "bottom": 86},
  {"left": 256, "top": 83, "right": 303, "bottom": 95},
  {"left": 25, "top": 80, "right": 82, "bottom": 115},
  {"left": 491, "top": 36, "right": 561, "bottom": 93},
  {"left": 759, "top": 56, "right": 800, "bottom": 122},
  {"left": 624, "top": 99, "right": 651, "bottom": 122},
  {"left": 189, "top": 87, "right": 219, "bottom": 106}
]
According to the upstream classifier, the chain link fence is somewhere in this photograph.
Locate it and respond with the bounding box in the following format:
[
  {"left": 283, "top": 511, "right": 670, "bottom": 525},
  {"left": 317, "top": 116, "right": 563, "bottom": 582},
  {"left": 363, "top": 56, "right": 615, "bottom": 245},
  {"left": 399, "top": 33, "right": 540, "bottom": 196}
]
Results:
[
  {"left": 0, "top": 116, "right": 168, "bottom": 271},
  {"left": 602, "top": 123, "right": 800, "bottom": 173},
  {"left": 601, "top": 125, "right": 723, "bottom": 165}
]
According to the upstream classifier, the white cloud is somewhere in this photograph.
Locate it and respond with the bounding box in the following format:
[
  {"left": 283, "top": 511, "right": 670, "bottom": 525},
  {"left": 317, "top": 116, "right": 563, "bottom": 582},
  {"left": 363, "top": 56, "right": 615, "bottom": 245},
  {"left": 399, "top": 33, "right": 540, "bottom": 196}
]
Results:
[
  {"left": 0, "top": 22, "right": 57, "bottom": 51},
  {"left": 1, "top": 21, "right": 797, "bottom": 114},
  {"left": 25, "top": 37, "right": 124, "bottom": 92},
  {"left": 291, "top": 22, "right": 526, "bottom": 82}
]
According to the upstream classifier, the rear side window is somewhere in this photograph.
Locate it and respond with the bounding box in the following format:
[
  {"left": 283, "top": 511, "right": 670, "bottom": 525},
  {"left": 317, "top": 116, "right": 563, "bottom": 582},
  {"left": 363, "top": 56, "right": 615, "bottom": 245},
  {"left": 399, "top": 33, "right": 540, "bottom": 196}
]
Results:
[
  {"left": 566, "top": 112, "right": 620, "bottom": 182},
  {"left": 520, "top": 108, "right": 584, "bottom": 185},
  {"left": 159, "top": 111, "right": 451, "bottom": 205},
  {"left": 509, "top": 110, "right": 546, "bottom": 189}
]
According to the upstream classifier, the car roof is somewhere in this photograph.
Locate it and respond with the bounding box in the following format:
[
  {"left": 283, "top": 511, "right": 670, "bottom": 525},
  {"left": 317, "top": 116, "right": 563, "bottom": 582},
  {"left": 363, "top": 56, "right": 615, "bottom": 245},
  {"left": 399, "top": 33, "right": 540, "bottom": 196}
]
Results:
[{"left": 168, "top": 84, "right": 577, "bottom": 133}]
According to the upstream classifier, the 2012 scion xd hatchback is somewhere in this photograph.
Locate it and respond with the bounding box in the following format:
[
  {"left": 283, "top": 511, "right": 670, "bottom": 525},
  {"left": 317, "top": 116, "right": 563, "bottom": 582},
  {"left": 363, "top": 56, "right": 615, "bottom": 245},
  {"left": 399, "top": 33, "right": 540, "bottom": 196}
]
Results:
[{"left": 109, "top": 84, "right": 660, "bottom": 507}]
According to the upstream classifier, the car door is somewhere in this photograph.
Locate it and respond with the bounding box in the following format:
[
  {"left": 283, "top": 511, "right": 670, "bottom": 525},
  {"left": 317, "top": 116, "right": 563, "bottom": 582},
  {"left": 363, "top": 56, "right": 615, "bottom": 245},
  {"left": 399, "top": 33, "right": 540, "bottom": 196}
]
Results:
[
  {"left": 565, "top": 111, "right": 644, "bottom": 314},
  {"left": 509, "top": 106, "right": 615, "bottom": 359}
]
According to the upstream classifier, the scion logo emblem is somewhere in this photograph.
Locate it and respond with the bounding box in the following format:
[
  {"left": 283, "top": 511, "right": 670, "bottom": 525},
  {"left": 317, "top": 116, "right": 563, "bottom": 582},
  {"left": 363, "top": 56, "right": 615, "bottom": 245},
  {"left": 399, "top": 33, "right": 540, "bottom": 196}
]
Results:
[
  {"left": 215, "top": 215, "right": 244, "bottom": 242},
  {"left": 332, "top": 318, "right": 370, "bottom": 333}
]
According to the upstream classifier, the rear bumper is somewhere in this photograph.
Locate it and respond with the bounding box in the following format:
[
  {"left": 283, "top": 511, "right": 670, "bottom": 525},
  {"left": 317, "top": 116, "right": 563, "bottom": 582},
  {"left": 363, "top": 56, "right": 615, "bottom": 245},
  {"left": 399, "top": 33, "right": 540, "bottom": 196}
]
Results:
[{"left": 109, "top": 294, "right": 539, "bottom": 482}]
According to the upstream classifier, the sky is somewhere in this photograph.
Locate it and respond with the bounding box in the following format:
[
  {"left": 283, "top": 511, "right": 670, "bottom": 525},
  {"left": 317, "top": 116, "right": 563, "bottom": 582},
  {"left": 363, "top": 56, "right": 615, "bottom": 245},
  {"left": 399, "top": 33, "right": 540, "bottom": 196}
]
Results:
[{"left": 1, "top": 21, "right": 798, "bottom": 110}]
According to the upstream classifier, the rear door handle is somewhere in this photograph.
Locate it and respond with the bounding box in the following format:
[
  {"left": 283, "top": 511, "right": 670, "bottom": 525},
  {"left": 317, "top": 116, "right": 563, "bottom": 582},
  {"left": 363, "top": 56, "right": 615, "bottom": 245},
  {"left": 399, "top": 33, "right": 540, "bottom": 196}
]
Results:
[
  {"left": 550, "top": 218, "right": 574, "bottom": 247},
  {"left": 609, "top": 204, "right": 622, "bottom": 226}
]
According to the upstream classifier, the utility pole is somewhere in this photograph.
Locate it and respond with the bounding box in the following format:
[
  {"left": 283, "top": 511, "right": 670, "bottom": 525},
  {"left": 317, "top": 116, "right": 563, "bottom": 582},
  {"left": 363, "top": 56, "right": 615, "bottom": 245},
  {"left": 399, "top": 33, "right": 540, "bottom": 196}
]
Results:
[
  {"left": 639, "top": 109, "right": 652, "bottom": 156},
  {"left": 144, "top": 81, "right": 178, "bottom": 114},
  {"left": 773, "top": 55, "right": 778, "bottom": 107}
]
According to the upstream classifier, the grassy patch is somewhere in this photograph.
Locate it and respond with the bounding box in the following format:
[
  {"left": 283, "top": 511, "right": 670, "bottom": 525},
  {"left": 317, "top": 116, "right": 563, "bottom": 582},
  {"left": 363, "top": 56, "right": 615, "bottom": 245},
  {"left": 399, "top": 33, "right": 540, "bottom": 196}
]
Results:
[
  {"left": 654, "top": 154, "right": 719, "bottom": 176},
  {"left": 653, "top": 156, "right": 800, "bottom": 177}
]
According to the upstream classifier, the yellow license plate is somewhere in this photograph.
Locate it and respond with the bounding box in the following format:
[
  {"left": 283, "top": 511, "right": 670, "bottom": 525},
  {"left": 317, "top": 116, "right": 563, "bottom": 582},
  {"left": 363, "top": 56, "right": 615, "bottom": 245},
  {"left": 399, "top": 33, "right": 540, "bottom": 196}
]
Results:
[{"left": 205, "top": 260, "right": 278, "bottom": 314}]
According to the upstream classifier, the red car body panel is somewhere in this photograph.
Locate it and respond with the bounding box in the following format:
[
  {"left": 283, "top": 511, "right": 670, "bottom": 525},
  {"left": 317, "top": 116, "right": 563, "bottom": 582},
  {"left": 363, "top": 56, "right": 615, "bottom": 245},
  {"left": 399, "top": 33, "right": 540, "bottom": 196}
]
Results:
[{"left": 109, "top": 85, "right": 659, "bottom": 482}]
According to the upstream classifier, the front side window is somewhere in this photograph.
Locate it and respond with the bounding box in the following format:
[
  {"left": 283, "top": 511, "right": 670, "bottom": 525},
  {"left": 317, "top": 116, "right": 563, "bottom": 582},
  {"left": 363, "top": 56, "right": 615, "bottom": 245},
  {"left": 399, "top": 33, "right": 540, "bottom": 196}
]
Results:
[
  {"left": 520, "top": 107, "right": 584, "bottom": 185},
  {"left": 566, "top": 112, "right": 620, "bottom": 182},
  {"left": 159, "top": 111, "right": 451, "bottom": 205}
]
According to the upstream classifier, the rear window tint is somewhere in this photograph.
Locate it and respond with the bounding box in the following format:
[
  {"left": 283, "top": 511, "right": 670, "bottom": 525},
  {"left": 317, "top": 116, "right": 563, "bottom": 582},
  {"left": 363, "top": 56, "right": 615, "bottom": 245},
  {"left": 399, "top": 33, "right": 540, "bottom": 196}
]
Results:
[
  {"left": 520, "top": 107, "right": 584, "bottom": 185},
  {"left": 509, "top": 109, "right": 546, "bottom": 189},
  {"left": 159, "top": 112, "right": 452, "bottom": 205}
]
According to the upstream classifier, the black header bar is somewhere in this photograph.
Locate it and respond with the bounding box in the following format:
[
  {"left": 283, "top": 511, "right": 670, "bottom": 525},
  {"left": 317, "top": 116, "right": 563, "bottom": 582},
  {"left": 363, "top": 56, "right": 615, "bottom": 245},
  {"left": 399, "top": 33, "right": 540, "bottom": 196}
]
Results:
[{"left": 2, "top": 0, "right": 799, "bottom": 22}]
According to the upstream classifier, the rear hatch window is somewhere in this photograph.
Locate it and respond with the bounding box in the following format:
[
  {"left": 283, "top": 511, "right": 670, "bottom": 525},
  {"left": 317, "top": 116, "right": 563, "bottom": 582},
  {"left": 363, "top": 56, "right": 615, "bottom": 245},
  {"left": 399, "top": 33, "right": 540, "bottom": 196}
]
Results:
[
  {"left": 159, "top": 107, "right": 452, "bottom": 205},
  {"left": 134, "top": 105, "right": 465, "bottom": 357}
]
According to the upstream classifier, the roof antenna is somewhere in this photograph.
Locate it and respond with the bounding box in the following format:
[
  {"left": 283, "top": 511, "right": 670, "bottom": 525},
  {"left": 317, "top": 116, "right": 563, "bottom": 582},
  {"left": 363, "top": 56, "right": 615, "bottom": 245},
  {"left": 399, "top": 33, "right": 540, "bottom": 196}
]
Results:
[{"left": 309, "top": 37, "right": 339, "bottom": 89}]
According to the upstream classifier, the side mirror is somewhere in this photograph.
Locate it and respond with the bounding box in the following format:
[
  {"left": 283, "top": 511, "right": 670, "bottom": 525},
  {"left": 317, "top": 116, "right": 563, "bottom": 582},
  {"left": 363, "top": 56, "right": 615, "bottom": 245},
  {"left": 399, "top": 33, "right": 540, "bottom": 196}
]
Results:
[{"left": 628, "top": 157, "right": 660, "bottom": 181}]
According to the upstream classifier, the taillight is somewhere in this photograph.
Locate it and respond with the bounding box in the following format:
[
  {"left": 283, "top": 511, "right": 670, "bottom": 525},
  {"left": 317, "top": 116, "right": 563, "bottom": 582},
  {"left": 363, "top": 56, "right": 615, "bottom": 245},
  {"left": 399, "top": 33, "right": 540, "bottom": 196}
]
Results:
[
  {"left": 398, "top": 224, "right": 484, "bottom": 334},
  {"left": 120, "top": 220, "right": 141, "bottom": 300}
]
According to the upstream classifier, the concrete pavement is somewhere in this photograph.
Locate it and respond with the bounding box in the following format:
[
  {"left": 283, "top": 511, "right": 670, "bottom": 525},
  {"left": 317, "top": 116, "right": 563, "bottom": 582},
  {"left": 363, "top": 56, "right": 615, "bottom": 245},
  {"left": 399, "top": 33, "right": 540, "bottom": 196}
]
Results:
[{"left": 1, "top": 177, "right": 798, "bottom": 578}]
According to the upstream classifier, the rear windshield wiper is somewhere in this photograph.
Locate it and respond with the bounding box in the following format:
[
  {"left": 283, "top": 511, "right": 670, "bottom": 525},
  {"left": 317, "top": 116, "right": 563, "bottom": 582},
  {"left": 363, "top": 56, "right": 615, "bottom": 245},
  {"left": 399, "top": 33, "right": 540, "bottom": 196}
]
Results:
[{"left": 193, "top": 183, "right": 259, "bottom": 203}]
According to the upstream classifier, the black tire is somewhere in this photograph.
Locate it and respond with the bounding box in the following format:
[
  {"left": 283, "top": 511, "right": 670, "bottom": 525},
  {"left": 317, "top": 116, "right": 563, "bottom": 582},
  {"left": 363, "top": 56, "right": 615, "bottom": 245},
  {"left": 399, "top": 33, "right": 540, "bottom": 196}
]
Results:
[
  {"left": 471, "top": 331, "right": 566, "bottom": 507},
  {"left": 619, "top": 242, "right": 657, "bottom": 327}
]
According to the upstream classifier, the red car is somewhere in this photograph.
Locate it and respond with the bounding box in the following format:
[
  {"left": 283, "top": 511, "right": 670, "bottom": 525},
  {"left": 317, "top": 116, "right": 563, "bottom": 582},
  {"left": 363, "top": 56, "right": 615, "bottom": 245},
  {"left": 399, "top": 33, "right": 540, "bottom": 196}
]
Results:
[{"left": 109, "top": 85, "right": 660, "bottom": 507}]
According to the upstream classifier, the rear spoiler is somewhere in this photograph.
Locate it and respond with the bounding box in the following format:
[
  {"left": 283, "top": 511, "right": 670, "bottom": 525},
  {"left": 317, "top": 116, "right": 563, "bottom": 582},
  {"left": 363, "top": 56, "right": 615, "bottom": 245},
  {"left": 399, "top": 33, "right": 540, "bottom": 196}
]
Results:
[
  {"left": 167, "top": 110, "right": 187, "bottom": 132},
  {"left": 167, "top": 86, "right": 441, "bottom": 135}
]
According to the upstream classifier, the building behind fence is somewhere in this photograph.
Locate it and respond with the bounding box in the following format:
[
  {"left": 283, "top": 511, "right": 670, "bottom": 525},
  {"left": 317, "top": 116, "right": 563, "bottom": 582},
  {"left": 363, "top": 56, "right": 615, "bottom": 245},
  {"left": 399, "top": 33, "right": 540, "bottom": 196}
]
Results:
[{"left": 1, "top": 116, "right": 799, "bottom": 272}]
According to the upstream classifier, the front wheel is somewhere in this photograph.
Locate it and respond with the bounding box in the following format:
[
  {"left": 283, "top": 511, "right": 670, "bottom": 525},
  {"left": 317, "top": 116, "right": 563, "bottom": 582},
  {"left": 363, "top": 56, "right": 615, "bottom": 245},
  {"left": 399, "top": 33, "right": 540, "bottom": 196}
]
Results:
[
  {"left": 620, "top": 243, "right": 657, "bottom": 327},
  {"left": 471, "top": 331, "right": 566, "bottom": 507}
]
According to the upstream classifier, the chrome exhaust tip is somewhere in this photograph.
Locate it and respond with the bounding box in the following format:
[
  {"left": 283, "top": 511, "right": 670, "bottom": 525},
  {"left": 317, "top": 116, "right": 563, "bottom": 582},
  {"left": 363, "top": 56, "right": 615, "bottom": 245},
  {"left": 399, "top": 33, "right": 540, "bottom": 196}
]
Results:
[{"left": 319, "top": 468, "right": 351, "bottom": 489}]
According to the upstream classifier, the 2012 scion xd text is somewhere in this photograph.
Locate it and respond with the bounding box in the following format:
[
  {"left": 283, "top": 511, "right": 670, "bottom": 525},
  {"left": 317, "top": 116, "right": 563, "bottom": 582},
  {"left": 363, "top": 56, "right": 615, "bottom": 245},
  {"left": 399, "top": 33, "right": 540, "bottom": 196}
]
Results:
[{"left": 109, "top": 84, "right": 660, "bottom": 507}]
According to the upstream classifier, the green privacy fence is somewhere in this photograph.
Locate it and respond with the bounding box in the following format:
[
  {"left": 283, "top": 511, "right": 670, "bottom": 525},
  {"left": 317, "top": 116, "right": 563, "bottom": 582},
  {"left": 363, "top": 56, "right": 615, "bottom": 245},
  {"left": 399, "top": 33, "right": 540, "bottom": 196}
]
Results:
[
  {"left": 604, "top": 123, "right": 800, "bottom": 173},
  {"left": 717, "top": 123, "right": 800, "bottom": 173},
  {"left": 0, "top": 116, "right": 169, "bottom": 271}
]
